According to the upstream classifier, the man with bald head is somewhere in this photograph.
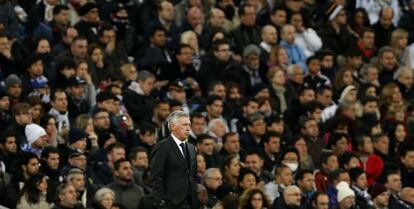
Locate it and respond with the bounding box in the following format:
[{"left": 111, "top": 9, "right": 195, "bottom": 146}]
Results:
[
  {"left": 181, "top": 6, "right": 211, "bottom": 48},
  {"left": 373, "top": 7, "right": 395, "bottom": 48},
  {"left": 272, "top": 185, "right": 305, "bottom": 209},
  {"left": 147, "top": 0, "right": 179, "bottom": 41},
  {"left": 209, "top": 8, "right": 226, "bottom": 30},
  {"left": 259, "top": 25, "right": 278, "bottom": 61},
  {"left": 395, "top": 187, "right": 414, "bottom": 209},
  {"left": 280, "top": 24, "right": 307, "bottom": 71}
]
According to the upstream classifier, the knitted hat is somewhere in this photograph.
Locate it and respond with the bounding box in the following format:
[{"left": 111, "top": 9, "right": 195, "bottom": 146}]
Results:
[
  {"left": 338, "top": 85, "right": 357, "bottom": 103},
  {"left": 25, "top": 123, "right": 47, "bottom": 146},
  {"left": 68, "top": 128, "right": 88, "bottom": 144},
  {"left": 369, "top": 183, "right": 387, "bottom": 200},
  {"left": 5, "top": 74, "right": 22, "bottom": 88},
  {"left": 243, "top": 44, "right": 261, "bottom": 57},
  {"left": 336, "top": 181, "right": 355, "bottom": 202},
  {"left": 31, "top": 76, "right": 49, "bottom": 89}
]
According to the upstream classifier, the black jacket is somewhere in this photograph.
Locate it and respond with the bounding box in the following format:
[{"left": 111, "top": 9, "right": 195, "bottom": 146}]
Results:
[{"left": 150, "top": 136, "right": 199, "bottom": 209}]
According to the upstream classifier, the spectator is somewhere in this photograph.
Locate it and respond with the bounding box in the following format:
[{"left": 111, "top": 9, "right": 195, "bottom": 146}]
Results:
[
  {"left": 93, "top": 188, "right": 115, "bottom": 209},
  {"left": 52, "top": 183, "right": 84, "bottom": 209},
  {"left": 230, "top": 4, "right": 261, "bottom": 53},
  {"left": 240, "top": 188, "right": 271, "bottom": 209},
  {"left": 264, "top": 164, "right": 293, "bottom": 202},
  {"left": 16, "top": 173, "right": 53, "bottom": 209},
  {"left": 373, "top": 7, "right": 396, "bottom": 48},
  {"left": 369, "top": 183, "right": 389, "bottom": 209},
  {"left": 271, "top": 185, "right": 304, "bottom": 209},
  {"left": 203, "top": 168, "right": 223, "bottom": 207}
]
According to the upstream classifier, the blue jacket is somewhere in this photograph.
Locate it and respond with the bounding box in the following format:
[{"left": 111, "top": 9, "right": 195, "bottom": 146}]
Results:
[{"left": 280, "top": 40, "right": 307, "bottom": 72}]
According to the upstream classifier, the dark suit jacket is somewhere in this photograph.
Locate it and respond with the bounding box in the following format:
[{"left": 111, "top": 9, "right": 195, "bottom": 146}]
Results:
[{"left": 151, "top": 136, "right": 199, "bottom": 209}]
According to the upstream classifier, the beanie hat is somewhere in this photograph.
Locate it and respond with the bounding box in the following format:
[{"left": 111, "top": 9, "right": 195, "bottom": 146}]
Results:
[
  {"left": 25, "top": 123, "right": 47, "bottom": 146},
  {"left": 326, "top": 3, "right": 344, "bottom": 21},
  {"left": 337, "top": 181, "right": 355, "bottom": 202},
  {"left": 5, "top": 74, "right": 22, "bottom": 88},
  {"left": 369, "top": 183, "right": 387, "bottom": 200},
  {"left": 68, "top": 128, "right": 88, "bottom": 144},
  {"left": 339, "top": 85, "right": 356, "bottom": 103}
]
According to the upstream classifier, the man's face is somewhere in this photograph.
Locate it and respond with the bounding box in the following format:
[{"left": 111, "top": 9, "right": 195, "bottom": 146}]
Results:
[
  {"left": 71, "top": 39, "right": 88, "bottom": 59},
  {"left": 191, "top": 117, "right": 206, "bottom": 135},
  {"left": 271, "top": 10, "right": 287, "bottom": 27},
  {"left": 98, "top": 99, "right": 114, "bottom": 113},
  {"left": 85, "top": 8, "right": 99, "bottom": 23},
  {"left": 15, "top": 109, "right": 33, "bottom": 125},
  {"left": 321, "top": 55, "right": 334, "bottom": 68},
  {"left": 45, "top": 153, "right": 60, "bottom": 170},
  {"left": 93, "top": 111, "right": 110, "bottom": 130},
  {"left": 245, "top": 53, "right": 260, "bottom": 70},
  {"left": 398, "top": 70, "right": 414, "bottom": 88},
  {"left": 69, "top": 85, "right": 84, "bottom": 98},
  {"left": 59, "top": 185, "right": 78, "bottom": 207},
  {"left": 132, "top": 152, "right": 148, "bottom": 168},
  {"left": 299, "top": 90, "right": 315, "bottom": 104},
  {"left": 155, "top": 103, "right": 170, "bottom": 121},
  {"left": 100, "top": 30, "right": 116, "bottom": 45},
  {"left": 109, "top": 148, "right": 126, "bottom": 163},
  {"left": 248, "top": 119, "right": 266, "bottom": 137},
  {"left": 52, "top": 91, "right": 68, "bottom": 112},
  {"left": 323, "top": 155, "right": 339, "bottom": 172},
  {"left": 302, "top": 119, "right": 319, "bottom": 137},
  {"left": 380, "top": 51, "right": 397, "bottom": 70},
  {"left": 28, "top": 60, "right": 44, "bottom": 77},
  {"left": 402, "top": 151, "right": 414, "bottom": 170},
  {"left": 63, "top": 28, "right": 78, "bottom": 45},
  {"left": 24, "top": 158, "right": 40, "bottom": 176},
  {"left": 243, "top": 101, "right": 259, "bottom": 116},
  {"left": 54, "top": 9, "right": 70, "bottom": 25},
  {"left": 7, "top": 84, "right": 22, "bottom": 98},
  {"left": 265, "top": 136, "right": 281, "bottom": 154},
  {"left": 317, "top": 90, "right": 333, "bottom": 107},
  {"left": 262, "top": 26, "right": 278, "bottom": 44},
  {"left": 198, "top": 138, "right": 215, "bottom": 155},
  {"left": 69, "top": 155, "right": 87, "bottom": 169},
  {"left": 171, "top": 116, "right": 191, "bottom": 140},
  {"left": 284, "top": 187, "right": 302, "bottom": 206},
  {"left": 205, "top": 170, "right": 223, "bottom": 190},
  {"left": 2, "top": 136, "right": 17, "bottom": 153},
  {"left": 176, "top": 47, "right": 193, "bottom": 66},
  {"left": 362, "top": 32, "right": 375, "bottom": 49},
  {"left": 214, "top": 44, "right": 232, "bottom": 62},
  {"left": 365, "top": 67, "right": 378, "bottom": 82},
  {"left": 386, "top": 174, "right": 402, "bottom": 193},
  {"left": 241, "top": 6, "right": 256, "bottom": 27},
  {"left": 374, "top": 192, "right": 389, "bottom": 207},
  {"left": 116, "top": 161, "right": 133, "bottom": 180},
  {"left": 244, "top": 154, "right": 263, "bottom": 175},
  {"left": 150, "top": 30, "right": 167, "bottom": 47},
  {"left": 315, "top": 194, "right": 330, "bottom": 209},
  {"left": 210, "top": 9, "right": 225, "bottom": 28},
  {"left": 0, "top": 96, "right": 10, "bottom": 111},
  {"left": 308, "top": 59, "right": 321, "bottom": 75},
  {"left": 187, "top": 8, "right": 203, "bottom": 28},
  {"left": 364, "top": 101, "right": 378, "bottom": 113},
  {"left": 139, "top": 78, "right": 155, "bottom": 95},
  {"left": 280, "top": 168, "right": 293, "bottom": 186},
  {"left": 159, "top": 1, "right": 174, "bottom": 22},
  {"left": 298, "top": 173, "right": 315, "bottom": 192},
  {"left": 211, "top": 84, "right": 226, "bottom": 99},
  {"left": 139, "top": 132, "right": 156, "bottom": 145},
  {"left": 282, "top": 25, "right": 296, "bottom": 44},
  {"left": 240, "top": 173, "right": 257, "bottom": 189},
  {"left": 0, "top": 37, "right": 10, "bottom": 52},
  {"left": 374, "top": 136, "right": 389, "bottom": 155},
  {"left": 379, "top": 9, "right": 393, "bottom": 29},
  {"left": 207, "top": 100, "right": 223, "bottom": 118},
  {"left": 223, "top": 134, "right": 240, "bottom": 154},
  {"left": 70, "top": 174, "right": 85, "bottom": 191},
  {"left": 286, "top": 0, "right": 303, "bottom": 12}
]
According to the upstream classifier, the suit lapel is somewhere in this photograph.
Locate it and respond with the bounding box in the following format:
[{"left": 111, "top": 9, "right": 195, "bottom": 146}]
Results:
[{"left": 168, "top": 136, "right": 185, "bottom": 161}]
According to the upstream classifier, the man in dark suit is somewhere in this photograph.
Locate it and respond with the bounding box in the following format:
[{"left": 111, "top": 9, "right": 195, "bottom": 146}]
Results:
[{"left": 151, "top": 111, "right": 199, "bottom": 209}]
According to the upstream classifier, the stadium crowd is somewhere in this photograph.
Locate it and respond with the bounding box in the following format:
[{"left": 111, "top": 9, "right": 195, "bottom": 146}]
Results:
[{"left": 1, "top": 0, "right": 414, "bottom": 208}]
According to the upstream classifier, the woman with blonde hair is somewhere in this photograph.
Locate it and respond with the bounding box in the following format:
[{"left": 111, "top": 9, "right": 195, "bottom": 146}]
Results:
[
  {"left": 74, "top": 114, "right": 98, "bottom": 149},
  {"left": 267, "top": 66, "right": 291, "bottom": 114},
  {"left": 334, "top": 67, "right": 356, "bottom": 95},
  {"left": 267, "top": 46, "right": 289, "bottom": 69},
  {"left": 379, "top": 83, "right": 405, "bottom": 118},
  {"left": 240, "top": 188, "right": 271, "bottom": 209},
  {"left": 180, "top": 30, "right": 203, "bottom": 70},
  {"left": 390, "top": 29, "right": 411, "bottom": 68}
]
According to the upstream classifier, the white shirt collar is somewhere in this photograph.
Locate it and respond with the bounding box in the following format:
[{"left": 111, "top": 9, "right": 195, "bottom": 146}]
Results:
[{"left": 260, "top": 42, "right": 272, "bottom": 53}]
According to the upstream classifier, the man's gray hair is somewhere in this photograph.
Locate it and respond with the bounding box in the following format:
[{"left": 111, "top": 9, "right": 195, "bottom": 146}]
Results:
[
  {"left": 137, "top": 70, "right": 155, "bottom": 82},
  {"left": 208, "top": 118, "right": 229, "bottom": 132},
  {"left": 167, "top": 110, "right": 190, "bottom": 130},
  {"left": 204, "top": 168, "right": 221, "bottom": 179},
  {"left": 360, "top": 64, "right": 377, "bottom": 77},
  {"left": 94, "top": 188, "right": 115, "bottom": 202},
  {"left": 287, "top": 64, "right": 302, "bottom": 75},
  {"left": 66, "top": 168, "right": 84, "bottom": 182},
  {"left": 393, "top": 67, "right": 412, "bottom": 80}
]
